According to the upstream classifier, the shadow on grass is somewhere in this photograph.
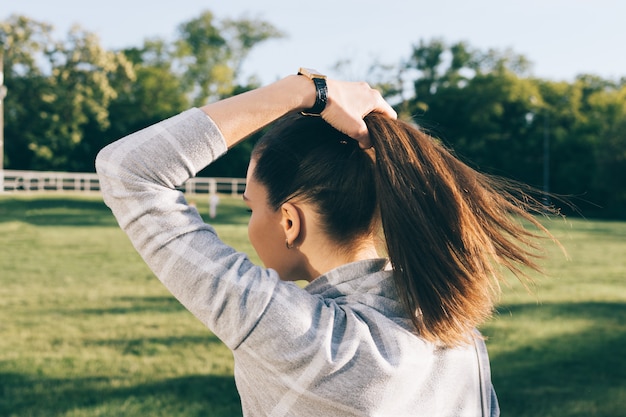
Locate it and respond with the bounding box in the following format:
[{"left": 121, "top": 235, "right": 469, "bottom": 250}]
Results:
[
  {"left": 75, "top": 296, "right": 188, "bottom": 316},
  {"left": 83, "top": 334, "right": 223, "bottom": 356},
  {"left": 488, "top": 301, "right": 626, "bottom": 417},
  {"left": 0, "top": 372, "right": 242, "bottom": 417},
  {"left": 0, "top": 196, "right": 118, "bottom": 227},
  {"left": 0, "top": 195, "right": 250, "bottom": 227}
]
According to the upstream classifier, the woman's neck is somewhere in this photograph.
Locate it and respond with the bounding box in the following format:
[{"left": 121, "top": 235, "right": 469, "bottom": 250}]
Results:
[{"left": 300, "top": 237, "right": 381, "bottom": 282}]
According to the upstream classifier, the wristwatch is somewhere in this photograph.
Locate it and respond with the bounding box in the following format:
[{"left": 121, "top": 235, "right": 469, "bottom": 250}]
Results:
[{"left": 297, "top": 67, "right": 328, "bottom": 116}]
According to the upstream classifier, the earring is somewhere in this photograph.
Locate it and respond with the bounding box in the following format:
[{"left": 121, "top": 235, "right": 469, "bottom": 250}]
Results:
[{"left": 285, "top": 239, "right": 294, "bottom": 249}]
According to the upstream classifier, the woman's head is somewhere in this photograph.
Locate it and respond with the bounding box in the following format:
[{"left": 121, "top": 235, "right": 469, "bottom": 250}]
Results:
[{"left": 250, "top": 113, "right": 378, "bottom": 247}]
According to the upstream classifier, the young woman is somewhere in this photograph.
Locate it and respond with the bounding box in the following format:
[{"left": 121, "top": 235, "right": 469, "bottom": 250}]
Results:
[{"left": 97, "top": 70, "right": 553, "bottom": 416}]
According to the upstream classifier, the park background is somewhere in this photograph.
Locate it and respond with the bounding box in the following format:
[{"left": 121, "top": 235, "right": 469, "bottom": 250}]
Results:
[{"left": 1, "top": 1, "right": 625, "bottom": 416}]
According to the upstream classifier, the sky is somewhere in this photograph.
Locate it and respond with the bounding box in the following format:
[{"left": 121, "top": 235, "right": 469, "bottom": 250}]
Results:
[{"left": 2, "top": 0, "right": 625, "bottom": 84}]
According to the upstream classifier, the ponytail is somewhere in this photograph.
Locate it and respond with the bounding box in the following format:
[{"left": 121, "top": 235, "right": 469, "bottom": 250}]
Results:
[{"left": 365, "top": 113, "right": 558, "bottom": 346}]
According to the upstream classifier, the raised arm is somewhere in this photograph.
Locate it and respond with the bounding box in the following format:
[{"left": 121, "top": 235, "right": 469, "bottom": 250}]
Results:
[{"left": 201, "top": 74, "right": 396, "bottom": 149}]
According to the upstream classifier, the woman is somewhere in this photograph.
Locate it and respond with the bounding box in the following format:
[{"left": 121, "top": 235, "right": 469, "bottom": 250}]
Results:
[{"left": 96, "top": 71, "right": 552, "bottom": 416}]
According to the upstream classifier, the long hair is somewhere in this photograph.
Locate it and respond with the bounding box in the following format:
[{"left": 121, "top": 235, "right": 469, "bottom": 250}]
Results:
[{"left": 253, "top": 112, "right": 558, "bottom": 346}]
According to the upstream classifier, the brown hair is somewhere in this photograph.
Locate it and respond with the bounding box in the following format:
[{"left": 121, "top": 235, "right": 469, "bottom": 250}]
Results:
[
  {"left": 253, "top": 112, "right": 558, "bottom": 346},
  {"left": 252, "top": 114, "right": 377, "bottom": 249}
]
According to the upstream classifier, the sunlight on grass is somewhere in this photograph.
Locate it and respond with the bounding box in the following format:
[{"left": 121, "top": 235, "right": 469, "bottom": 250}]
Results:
[
  {"left": 1, "top": 194, "right": 624, "bottom": 417},
  {"left": 479, "top": 216, "right": 626, "bottom": 417}
]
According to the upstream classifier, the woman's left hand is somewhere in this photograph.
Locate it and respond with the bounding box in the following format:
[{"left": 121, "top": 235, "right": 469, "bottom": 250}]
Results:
[{"left": 202, "top": 74, "right": 396, "bottom": 150}]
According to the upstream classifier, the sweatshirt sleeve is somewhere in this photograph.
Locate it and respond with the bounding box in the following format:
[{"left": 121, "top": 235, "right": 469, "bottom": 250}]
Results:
[{"left": 95, "top": 108, "right": 298, "bottom": 349}]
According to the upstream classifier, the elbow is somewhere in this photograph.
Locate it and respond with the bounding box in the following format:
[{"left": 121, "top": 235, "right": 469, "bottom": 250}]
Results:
[
  {"left": 95, "top": 145, "right": 112, "bottom": 178},
  {"left": 95, "top": 142, "right": 121, "bottom": 194}
]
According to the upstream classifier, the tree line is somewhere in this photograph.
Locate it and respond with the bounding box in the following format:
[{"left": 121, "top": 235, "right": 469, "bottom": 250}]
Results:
[{"left": 1, "top": 14, "right": 624, "bottom": 218}]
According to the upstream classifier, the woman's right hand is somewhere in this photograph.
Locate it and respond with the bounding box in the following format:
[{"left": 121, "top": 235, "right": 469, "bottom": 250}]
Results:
[{"left": 321, "top": 79, "right": 397, "bottom": 148}]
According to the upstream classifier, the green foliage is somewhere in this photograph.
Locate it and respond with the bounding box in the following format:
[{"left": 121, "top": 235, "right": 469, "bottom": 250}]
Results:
[
  {"left": 1, "top": 14, "right": 624, "bottom": 218},
  {"left": 583, "top": 80, "right": 626, "bottom": 214},
  {"left": 394, "top": 39, "right": 626, "bottom": 219},
  {"left": 0, "top": 12, "right": 283, "bottom": 172},
  {"left": 106, "top": 40, "right": 190, "bottom": 142},
  {"left": 174, "top": 11, "right": 284, "bottom": 106},
  {"left": 1, "top": 15, "right": 53, "bottom": 169},
  {"left": 1, "top": 15, "right": 135, "bottom": 171},
  {"left": 0, "top": 195, "right": 624, "bottom": 416}
]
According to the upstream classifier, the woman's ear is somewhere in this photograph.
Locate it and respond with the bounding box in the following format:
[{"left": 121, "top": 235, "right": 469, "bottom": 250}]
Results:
[{"left": 281, "top": 202, "right": 301, "bottom": 248}]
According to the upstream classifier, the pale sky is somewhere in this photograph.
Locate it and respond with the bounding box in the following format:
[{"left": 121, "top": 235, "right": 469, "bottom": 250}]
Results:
[{"left": 3, "top": 0, "right": 625, "bottom": 84}]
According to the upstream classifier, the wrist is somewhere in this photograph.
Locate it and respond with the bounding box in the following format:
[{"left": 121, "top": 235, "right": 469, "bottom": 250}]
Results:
[{"left": 280, "top": 74, "right": 317, "bottom": 113}]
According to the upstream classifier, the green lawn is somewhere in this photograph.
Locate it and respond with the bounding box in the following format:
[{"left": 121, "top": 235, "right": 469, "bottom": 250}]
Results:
[
  {"left": 1, "top": 194, "right": 624, "bottom": 416},
  {"left": 482, "top": 216, "right": 626, "bottom": 416}
]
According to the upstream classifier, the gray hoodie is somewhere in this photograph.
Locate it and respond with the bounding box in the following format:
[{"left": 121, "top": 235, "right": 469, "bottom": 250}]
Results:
[{"left": 96, "top": 108, "right": 499, "bottom": 417}]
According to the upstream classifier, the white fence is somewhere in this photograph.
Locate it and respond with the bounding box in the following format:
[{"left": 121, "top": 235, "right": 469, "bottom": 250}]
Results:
[{"left": 1, "top": 170, "right": 246, "bottom": 196}]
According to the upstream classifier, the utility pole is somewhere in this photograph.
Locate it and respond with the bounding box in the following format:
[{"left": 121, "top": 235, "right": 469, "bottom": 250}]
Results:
[
  {"left": 0, "top": 50, "right": 6, "bottom": 193},
  {"left": 543, "top": 111, "right": 550, "bottom": 207}
]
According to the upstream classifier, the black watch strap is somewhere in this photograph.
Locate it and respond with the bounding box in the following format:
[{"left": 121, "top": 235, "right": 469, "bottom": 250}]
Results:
[
  {"left": 298, "top": 68, "right": 328, "bottom": 116},
  {"left": 305, "top": 77, "right": 328, "bottom": 115}
]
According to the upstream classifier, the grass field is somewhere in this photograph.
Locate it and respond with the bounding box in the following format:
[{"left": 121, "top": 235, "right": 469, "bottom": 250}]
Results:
[{"left": 1, "top": 194, "right": 624, "bottom": 417}]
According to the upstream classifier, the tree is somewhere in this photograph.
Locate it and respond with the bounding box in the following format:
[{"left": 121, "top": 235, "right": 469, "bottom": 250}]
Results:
[
  {"left": 105, "top": 38, "right": 190, "bottom": 142},
  {"left": 1, "top": 15, "right": 53, "bottom": 169},
  {"left": 532, "top": 79, "right": 592, "bottom": 203},
  {"left": 584, "top": 80, "right": 626, "bottom": 216},
  {"left": 1, "top": 11, "right": 283, "bottom": 173},
  {"left": 105, "top": 11, "right": 284, "bottom": 177},
  {"left": 391, "top": 39, "right": 625, "bottom": 218},
  {"left": 400, "top": 40, "right": 543, "bottom": 183},
  {"left": 174, "top": 11, "right": 284, "bottom": 106},
  {"left": 43, "top": 26, "right": 134, "bottom": 171},
  {"left": 1, "top": 15, "right": 134, "bottom": 171}
]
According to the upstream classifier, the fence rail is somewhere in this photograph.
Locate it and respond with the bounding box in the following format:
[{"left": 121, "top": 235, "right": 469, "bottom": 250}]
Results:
[{"left": 1, "top": 170, "right": 246, "bottom": 196}]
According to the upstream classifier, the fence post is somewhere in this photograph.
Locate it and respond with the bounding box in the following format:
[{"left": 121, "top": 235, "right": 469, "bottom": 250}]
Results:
[
  {"left": 231, "top": 179, "right": 238, "bottom": 197},
  {"left": 0, "top": 51, "right": 6, "bottom": 193}
]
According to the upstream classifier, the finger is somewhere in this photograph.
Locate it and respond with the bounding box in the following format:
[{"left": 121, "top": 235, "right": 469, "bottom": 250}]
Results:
[
  {"left": 370, "top": 91, "right": 397, "bottom": 120},
  {"left": 376, "top": 103, "right": 398, "bottom": 120},
  {"left": 351, "top": 120, "right": 372, "bottom": 148},
  {"left": 358, "top": 136, "right": 372, "bottom": 149}
]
